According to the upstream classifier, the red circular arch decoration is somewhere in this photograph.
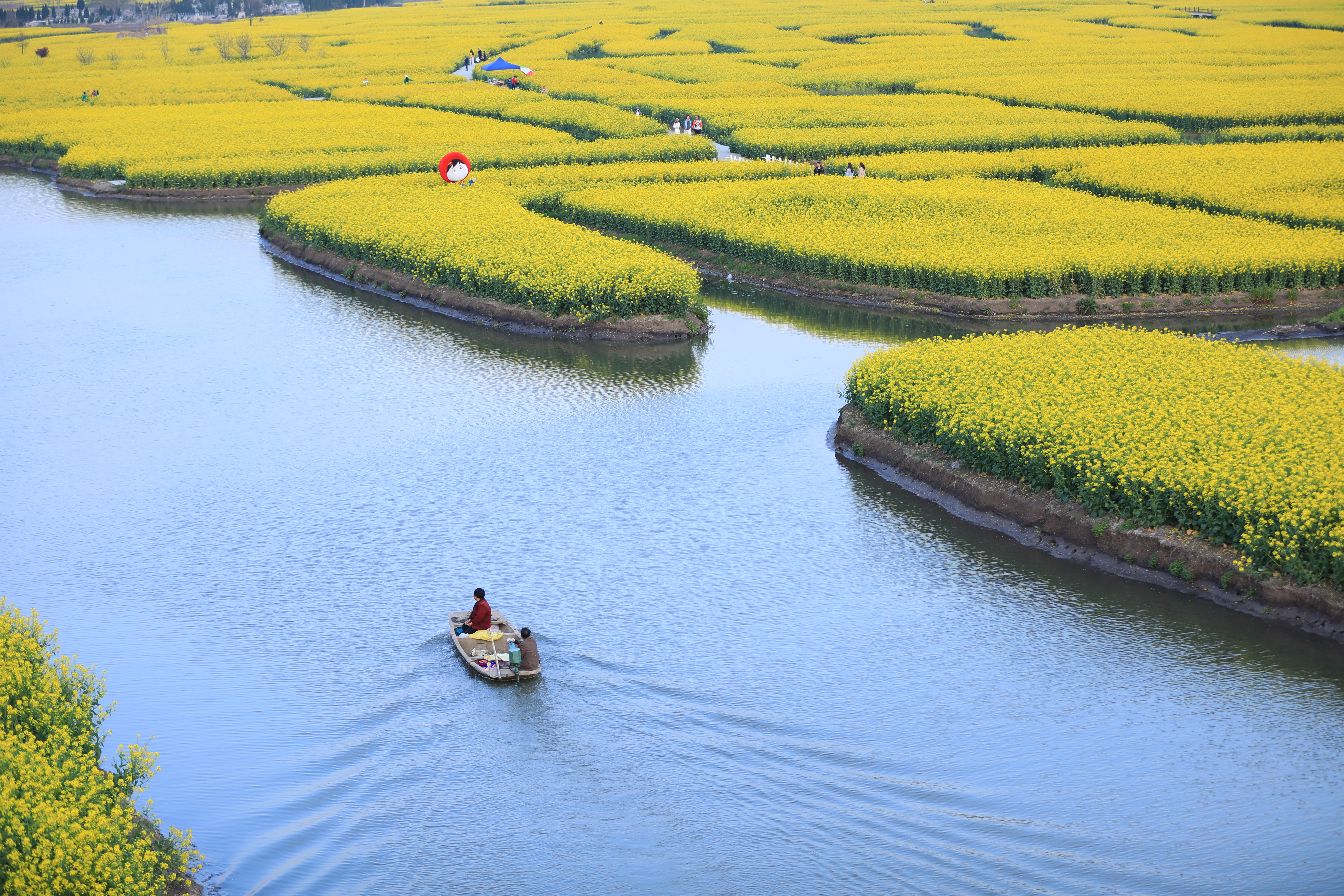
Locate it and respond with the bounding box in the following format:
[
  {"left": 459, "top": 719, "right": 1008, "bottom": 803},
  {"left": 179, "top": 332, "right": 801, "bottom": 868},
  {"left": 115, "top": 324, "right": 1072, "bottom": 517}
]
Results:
[{"left": 438, "top": 152, "right": 472, "bottom": 184}]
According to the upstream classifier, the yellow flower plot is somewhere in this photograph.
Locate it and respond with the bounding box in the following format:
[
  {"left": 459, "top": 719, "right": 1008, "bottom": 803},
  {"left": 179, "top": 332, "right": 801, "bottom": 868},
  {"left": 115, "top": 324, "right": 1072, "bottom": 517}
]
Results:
[
  {"left": 792, "top": 9, "right": 1344, "bottom": 128},
  {"left": 1046, "top": 141, "right": 1344, "bottom": 229},
  {"left": 0, "top": 601, "right": 200, "bottom": 896},
  {"left": 839, "top": 141, "right": 1344, "bottom": 230},
  {"left": 263, "top": 173, "right": 700, "bottom": 320},
  {"left": 336, "top": 80, "right": 670, "bottom": 140},
  {"left": 670, "top": 94, "right": 1178, "bottom": 158},
  {"left": 845, "top": 328, "right": 1344, "bottom": 588},
  {"left": 0, "top": 101, "right": 711, "bottom": 188},
  {"left": 495, "top": 157, "right": 809, "bottom": 204},
  {"left": 550, "top": 176, "right": 1344, "bottom": 297}
]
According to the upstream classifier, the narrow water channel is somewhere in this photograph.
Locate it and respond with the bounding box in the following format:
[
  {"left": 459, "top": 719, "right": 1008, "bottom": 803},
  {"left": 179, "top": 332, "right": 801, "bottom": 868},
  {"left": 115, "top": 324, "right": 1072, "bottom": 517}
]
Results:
[{"left": 2, "top": 171, "right": 1342, "bottom": 895}]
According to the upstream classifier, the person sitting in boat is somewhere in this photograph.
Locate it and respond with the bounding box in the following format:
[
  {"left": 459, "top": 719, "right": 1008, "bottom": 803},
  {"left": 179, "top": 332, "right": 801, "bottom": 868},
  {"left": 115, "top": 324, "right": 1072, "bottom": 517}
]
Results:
[
  {"left": 459, "top": 587, "right": 491, "bottom": 634},
  {"left": 517, "top": 627, "right": 540, "bottom": 672}
]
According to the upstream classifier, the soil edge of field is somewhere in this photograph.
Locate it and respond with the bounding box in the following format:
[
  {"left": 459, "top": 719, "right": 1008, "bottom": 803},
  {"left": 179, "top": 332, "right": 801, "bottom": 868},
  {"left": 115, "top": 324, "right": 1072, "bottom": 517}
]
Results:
[
  {"left": 260, "top": 228, "right": 705, "bottom": 343},
  {"left": 832, "top": 404, "right": 1344, "bottom": 644}
]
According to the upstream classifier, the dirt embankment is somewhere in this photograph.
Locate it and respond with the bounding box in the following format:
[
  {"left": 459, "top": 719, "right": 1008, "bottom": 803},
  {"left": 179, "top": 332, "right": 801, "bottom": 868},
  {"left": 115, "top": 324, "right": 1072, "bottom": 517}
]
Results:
[
  {"left": 1217, "top": 320, "right": 1344, "bottom": 342},
  {"left": 60, "top": 176, "right": 298, "bottom": 202},
  {"left": 833, "top": 405, "right": 1344, "bottom": 644},
  {"left": 261, "top": 228, "right": 705, "bottom": 343},
  {"left": 592, "top": 227, "right": 1344, "bottom": 324},
  {"left": 1, "top": 155, "right": 298, "bottom": 202}
]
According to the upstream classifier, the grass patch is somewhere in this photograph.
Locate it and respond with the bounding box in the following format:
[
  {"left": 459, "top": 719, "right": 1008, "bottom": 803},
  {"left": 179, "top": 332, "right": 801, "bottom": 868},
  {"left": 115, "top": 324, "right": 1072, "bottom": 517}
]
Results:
[
  {"left": 961, "top": 22, "right": 1013, "bottom": 40},
  {"left": 567, "top": 41, "right": 607, "bottom": 60}
]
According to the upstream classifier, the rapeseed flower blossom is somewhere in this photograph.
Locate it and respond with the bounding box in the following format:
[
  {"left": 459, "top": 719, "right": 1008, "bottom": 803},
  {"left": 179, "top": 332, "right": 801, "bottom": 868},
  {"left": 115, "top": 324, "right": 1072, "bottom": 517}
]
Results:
[{"left": 0, "top": 601, "right": 200, "bottom": 895}]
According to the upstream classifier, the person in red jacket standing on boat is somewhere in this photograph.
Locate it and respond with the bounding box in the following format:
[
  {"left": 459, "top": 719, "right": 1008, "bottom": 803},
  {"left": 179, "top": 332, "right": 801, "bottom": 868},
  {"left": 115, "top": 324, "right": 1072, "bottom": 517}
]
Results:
[{"left": 460, "top": 587, "right": 492, "bottom": 634}]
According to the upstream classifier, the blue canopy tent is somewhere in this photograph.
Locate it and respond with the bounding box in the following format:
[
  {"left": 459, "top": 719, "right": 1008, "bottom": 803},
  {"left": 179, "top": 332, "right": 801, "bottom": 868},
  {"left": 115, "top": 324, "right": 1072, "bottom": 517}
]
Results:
[{"left": 481, "top": 57, "right": 534, "bottom": 75}]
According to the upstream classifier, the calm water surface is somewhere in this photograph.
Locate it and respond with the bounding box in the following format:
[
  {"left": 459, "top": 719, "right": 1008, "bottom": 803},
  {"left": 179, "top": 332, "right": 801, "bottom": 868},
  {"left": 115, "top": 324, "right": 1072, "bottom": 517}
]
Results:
[{"left": 2, "top": 172, "right": 1343, "bottom": 895}]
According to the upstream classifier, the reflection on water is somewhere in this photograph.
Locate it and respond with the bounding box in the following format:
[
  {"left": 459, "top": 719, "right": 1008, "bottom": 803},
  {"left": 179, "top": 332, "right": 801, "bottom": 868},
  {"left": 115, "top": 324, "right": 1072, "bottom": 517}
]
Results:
[
  {"left": 701, "top": 274, "right": 1336, "bottom": 346},
  {"left": 840, "top": 455, "right": 1344, "bottom": 678},
  {"left": 1267, "top": 336, "right": 1344, "bottom": 367},
  {"left": 702, "top": 277, "right": 967, "bottom": 344},
  {"left": 3, "top": 170, "right": 1343, "bottom": 896},
  {"left": 269, "top": 259, "right": 706, "bottom": 398}
]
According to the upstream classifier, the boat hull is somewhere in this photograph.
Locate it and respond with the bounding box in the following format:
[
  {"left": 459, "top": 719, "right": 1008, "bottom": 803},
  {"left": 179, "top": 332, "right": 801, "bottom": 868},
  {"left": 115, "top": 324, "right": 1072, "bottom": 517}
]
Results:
[{"left": 449, "top": 611, "right": 540, "bottom": 681}]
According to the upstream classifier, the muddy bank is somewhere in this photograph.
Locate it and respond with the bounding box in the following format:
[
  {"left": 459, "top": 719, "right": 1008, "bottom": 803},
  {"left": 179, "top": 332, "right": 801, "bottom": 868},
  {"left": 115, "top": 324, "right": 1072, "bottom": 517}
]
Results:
[
  {"left": 261, "top": 228, "right": 705, "bottom": 343},
  {"left": 833, "top": 405, "right": 1344, "bottom": 644},
  {"left": 1, "top": 154, "right": 60, "bottom": 172},
  {"left": 59, "top": 176, "right": 299, "bottom": 202},
  {"left": 580, "top": 225, "right": 1344, "bottom": 325},
  {"left": 1, "top": 156, "right": 299, "bottom": 202},
  {"left": 1213, "top": 320, "right": 1344, "bottom": 343}
]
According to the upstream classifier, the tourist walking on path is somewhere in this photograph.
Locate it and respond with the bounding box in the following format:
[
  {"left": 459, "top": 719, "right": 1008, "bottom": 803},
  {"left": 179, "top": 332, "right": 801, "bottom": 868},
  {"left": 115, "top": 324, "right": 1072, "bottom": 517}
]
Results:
[
  {"left": 844, "top": 162, "right": 855, "bottom": 177},
  {"left": 857, "top": 162, "right": 867, "bottom": 177}
]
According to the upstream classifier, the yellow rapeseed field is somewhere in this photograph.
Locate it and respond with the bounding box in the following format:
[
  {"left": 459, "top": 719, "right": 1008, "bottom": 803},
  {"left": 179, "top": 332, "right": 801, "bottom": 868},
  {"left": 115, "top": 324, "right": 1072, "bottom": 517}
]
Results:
[
  {"left": 0, "top": 101, "right": 713, "bottom": 186},
  {"left": 839, "top": 141, "right": 1344, "bottom": 230},
  {"left": 1047, "top": 141, "right": 1344, "bottom": 229},
  {"left": 550, "top": 176, "right": 1344, "bottom": 297},
  {"left": 1, "top": 0, "right": 1340, "bottom": 308},
  {"left": 495, "top": 157, "right": 809, "bottom": 204},
  {"left": 845, "top": 328, "right": 1344, "bottom": 588},
  {"left": 655, "top": 94, "right": 1178, "bottom": 157},
  {"left": 337, "top": 80, "right": 670, "bottom": 140},
  {"left": 3, "top": 0, "right": 1342, "bottom": 172},
  {"left": 262, "top": 173, "right": 701, "bottom": 319}
]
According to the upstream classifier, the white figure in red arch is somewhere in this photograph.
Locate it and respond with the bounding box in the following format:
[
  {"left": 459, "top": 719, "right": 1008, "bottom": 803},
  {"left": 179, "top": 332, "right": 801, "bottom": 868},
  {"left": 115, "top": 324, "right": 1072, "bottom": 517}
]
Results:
[{"left": 438, "top": 152, "right": 472, "bottom": 184}]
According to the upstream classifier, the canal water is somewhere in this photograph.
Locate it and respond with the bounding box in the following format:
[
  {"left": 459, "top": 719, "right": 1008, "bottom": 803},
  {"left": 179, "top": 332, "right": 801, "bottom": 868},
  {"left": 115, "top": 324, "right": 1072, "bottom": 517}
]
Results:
[{"left": 2, "top": 171, "right": 1342, "bottom": 895}]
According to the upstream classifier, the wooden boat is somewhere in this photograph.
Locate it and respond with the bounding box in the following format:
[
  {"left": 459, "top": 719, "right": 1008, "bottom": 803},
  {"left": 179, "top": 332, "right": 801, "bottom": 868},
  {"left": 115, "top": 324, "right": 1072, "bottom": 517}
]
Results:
[{"left": 449, "top": 611, "right": 539, "bottom": 681}]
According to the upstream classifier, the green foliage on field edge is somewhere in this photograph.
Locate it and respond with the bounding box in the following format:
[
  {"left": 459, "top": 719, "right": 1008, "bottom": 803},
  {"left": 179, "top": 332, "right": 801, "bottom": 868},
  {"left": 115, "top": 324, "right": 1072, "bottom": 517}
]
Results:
[{"left": 0, "top": 599, "right": 201, "bottom": 896}]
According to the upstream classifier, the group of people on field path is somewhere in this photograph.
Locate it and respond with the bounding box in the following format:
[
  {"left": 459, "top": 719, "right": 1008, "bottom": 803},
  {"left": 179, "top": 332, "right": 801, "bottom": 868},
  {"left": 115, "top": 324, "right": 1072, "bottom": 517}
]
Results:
[
  {"left": 811, "top": 160, "right": 868, "bottom": 177},
  {"left": 670, "top": 115, "right": 703, "bottom": 136}
]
